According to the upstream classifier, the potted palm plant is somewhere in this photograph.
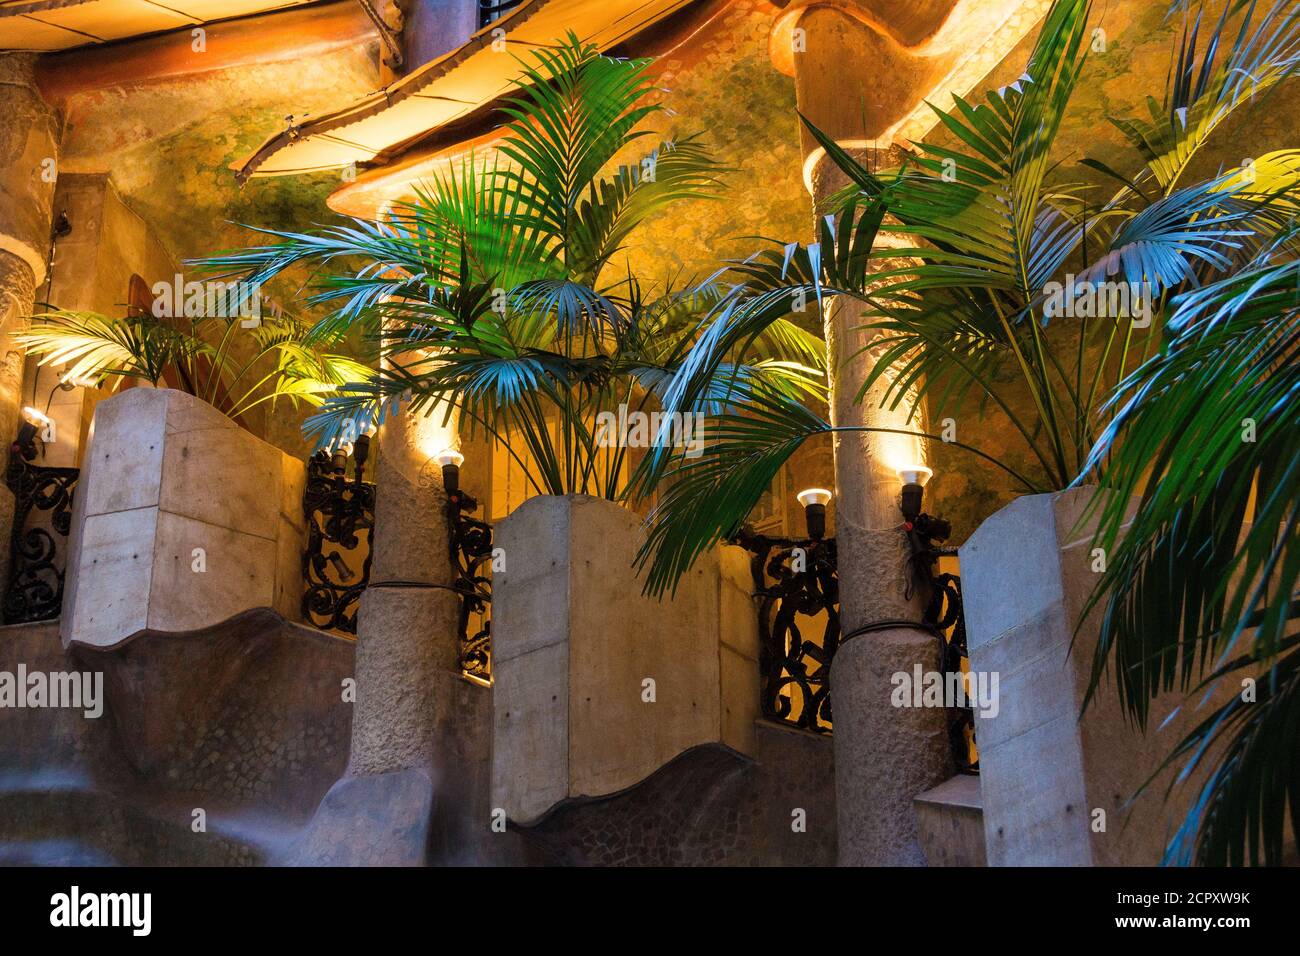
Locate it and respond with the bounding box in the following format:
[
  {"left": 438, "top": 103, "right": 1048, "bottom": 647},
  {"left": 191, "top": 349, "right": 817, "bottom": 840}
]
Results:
[
  {"left": 16, "top": 308, "right": 369, "bottom": 646},
  {"left": 191, "top": 35, "right": 823, "bottom": 821},
  {"left": 633, "top": 0, "right": 1300, "bottom": 864}
]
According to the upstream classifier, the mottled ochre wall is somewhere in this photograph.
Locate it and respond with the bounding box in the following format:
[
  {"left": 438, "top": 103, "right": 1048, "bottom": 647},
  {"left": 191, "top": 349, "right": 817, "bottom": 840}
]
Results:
[
  {"left": 40, "top": 0, "right": 1296, "bottom": 537},
  {"left": 49, "top": 41, "right": 381, "bottom": 457},
  {"left": 623, "top": 0, "right": 812, "bottom": 286}
]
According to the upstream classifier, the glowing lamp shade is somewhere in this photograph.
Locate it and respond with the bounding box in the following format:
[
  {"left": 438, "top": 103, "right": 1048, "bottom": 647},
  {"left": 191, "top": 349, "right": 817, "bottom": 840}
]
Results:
[
  {"left": 895, "top": 465, "right": 933, "bottom": 488},
  {"left": 796, "top": 488, "right": 833, "bottom": 508},
  {"left": 21, "top": 406, "right": 51, "bottom": 427},
  {"left": 436, "top": 448, "right": 465, "bottom": 496},
  {"left": 896, "top": 466, "right": 932, "bottom": 523},
  {"left": 797, "top": 487, "right": 832, "bottom": 540}
]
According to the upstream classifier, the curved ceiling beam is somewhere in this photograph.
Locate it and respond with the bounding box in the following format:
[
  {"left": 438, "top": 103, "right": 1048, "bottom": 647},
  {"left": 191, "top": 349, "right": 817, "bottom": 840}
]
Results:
[
  {"left": 323, "top": 0, "right": 735, "bottom": 217},
  {"left": 232, "top": 0, "right": 703, "bottom": 183},
  {"left": 0, "top": 0, "right": 328, "bottom": 52},
  {"left": 34, "top": 1, "right": 376, "bottom": 107}
]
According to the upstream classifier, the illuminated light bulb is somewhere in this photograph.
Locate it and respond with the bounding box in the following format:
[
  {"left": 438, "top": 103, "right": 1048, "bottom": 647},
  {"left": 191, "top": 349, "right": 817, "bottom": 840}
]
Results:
[
  {"left": 797, "top": 487, "right": 833, "bottom": 540},
  {"left": 896, "top": 465, "right": 933, "bottom": 523},
  {"left": 435, "top": 449, "right": 465, "bottom": 468},
  {"left": 436, "top": 448, "right": 465, "bottom": 496}
]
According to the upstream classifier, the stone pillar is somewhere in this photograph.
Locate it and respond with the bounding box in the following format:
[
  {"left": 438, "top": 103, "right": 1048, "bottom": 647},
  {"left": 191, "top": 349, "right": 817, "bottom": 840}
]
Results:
[
  {"left": 0, "top": 53, "right": 59, "bottom": 585},
  {"left": 783, "top": 11, "right": 956, "bottom": 864},
  {"left": 402, "top": 0, "right": 478, "bottom": 72},
  {"left": 818, "top": 206, "right": 953, "bottom": 866},
  {"left": 349, "top": 402, "right": 460, "bottom": 775}
]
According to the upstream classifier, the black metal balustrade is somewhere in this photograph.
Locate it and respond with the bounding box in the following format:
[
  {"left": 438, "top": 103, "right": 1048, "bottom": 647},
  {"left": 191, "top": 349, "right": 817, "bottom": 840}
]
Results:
[
  {"left": 3, "top": 450, "right": 78, "bottom": 624},
  {"left": 442, "top": 457, "right": 493, "bottom": 682},
  {"left": 450, "top": 505, "right": 493, "bottom": 682},
  {"left": 733, "top": 503, "right": 978, "bottom": 772},
  {"left": 734, "top": 527, "right": 840, "bottom": 733},
  {"left": 301, "top": 437, "right": 375, "bottom": 634},
  {"left": 908, "top": 523, "right": 979, "bottom": 775}
]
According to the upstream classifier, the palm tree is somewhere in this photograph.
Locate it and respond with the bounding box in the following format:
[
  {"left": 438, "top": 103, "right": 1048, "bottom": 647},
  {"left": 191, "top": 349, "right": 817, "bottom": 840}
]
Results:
[
  {"left": 1081, "top": 239, "right": 1300, "bottom": 866},
  {"left": 190, "top": 33, "right": 823, "bottom": 499},
  {"left": 632, "top": 0, "right": 1300, "bottom": 863},
  {"left": 16, "top": 309, "right": 369, "bottom": 423}
]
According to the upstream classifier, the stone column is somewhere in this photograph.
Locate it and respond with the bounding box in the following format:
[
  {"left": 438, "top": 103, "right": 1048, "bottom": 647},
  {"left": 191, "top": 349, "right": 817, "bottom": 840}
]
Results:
[
  {"left": 0, "top": 53, "right": 59, "bottom": 586},
  {"left": 350, "top": 401, "right": 461, "bottom": 775},
  {"left": 334, "top": 385, "right": 514, "bottom": 863},
  {"left": 820, "top": 257, "right": 953, "bottom": 866},
  {"left": 783, "top": 9, "right": 956, "bottom": 865}
]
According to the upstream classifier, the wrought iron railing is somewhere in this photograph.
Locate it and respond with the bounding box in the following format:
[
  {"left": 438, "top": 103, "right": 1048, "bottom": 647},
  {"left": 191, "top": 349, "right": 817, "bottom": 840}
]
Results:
[
  {"left": 3, "top": 451, "right": 78, "bottom": 624},
  {"left": 449, "top": 496, "right": 493, "bottom": 683},
  {"left": 734, "top": 527, "right": 839, "bottom": 733},
  {"left": 301, "top": 438, "right": 374, "bottom": 634},
  {"left": 733, "top": 516, "right": 978, "bottom": 772},
  {"left": 912, "top": 533, "right": 978, "bottom": 774}
]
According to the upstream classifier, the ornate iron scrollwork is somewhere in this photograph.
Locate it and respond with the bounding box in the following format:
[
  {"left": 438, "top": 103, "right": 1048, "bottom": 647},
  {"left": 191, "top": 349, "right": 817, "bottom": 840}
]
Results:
[
  {"left": 450, "top": 505, "right": 493, "bottom": 682},
  {"left": 302, "top": 439, "right": 375, "bottom": 634},
  {"left": 3, "top": 450, "right": 79, "bottom": 624},
  {"left": 908, "top": 519, "right": 978, "bottom": 774},
  {"left": 924, "top": 563, "right": 977, "bottom": 774},
  {"left": 734, "top": 527, "right": 840, "bottom": 734}
]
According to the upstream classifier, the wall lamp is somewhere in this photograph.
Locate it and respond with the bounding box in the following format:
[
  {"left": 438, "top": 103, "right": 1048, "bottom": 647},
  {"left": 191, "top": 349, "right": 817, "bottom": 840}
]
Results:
[
  {"left": 896, "top": 465, "right": 932, "bottom": 524},
  {"left": 896, "top": 464, "right": 950, "bottom": 542},
  {"left": 14, "top": 407, "right": 52, "bottom": 461},
  {"left": 797, "top": 487, "right": 833, "bottom": 540},
  {"left": 436, "top": 449, "right": 464, "bottom": 496},
  {"left": 330, "top": 433, "right": 370, "bottom": 483},
  {"left": 436, "top": 448, "right": 480, "bottom": 514}
]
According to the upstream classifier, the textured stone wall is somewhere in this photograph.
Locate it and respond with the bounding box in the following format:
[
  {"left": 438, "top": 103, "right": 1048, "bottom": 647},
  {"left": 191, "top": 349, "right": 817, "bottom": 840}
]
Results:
[
  {"left": 0, "top": 611, "right": 353, "bottom": 866},
  {"left": 519, "top": 722, "right": 835, "bottom": 866}
]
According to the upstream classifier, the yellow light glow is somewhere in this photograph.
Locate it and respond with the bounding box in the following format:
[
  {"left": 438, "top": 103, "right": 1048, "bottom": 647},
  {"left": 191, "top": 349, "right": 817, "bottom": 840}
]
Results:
[
  {"left": 878, "top": 428, "right": 927, "bottom": 481},
  {"left": 21, "top": 406, "right": 51, "bottom": 427}
]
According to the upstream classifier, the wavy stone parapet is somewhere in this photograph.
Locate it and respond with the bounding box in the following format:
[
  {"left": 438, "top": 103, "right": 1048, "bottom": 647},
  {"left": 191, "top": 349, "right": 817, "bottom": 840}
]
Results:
[
  {"left": 491, "top": 494, "right": 761, "bottom": 825},
  {"left": 60, "top": 387, "right": 307, "bottom": 649}
]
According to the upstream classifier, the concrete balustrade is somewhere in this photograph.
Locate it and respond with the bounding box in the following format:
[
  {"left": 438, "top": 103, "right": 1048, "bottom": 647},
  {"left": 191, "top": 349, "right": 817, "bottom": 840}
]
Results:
[
  {"left": 960, "top": 487, "right": 1268, "bottom": 866},
  {"left": 60, "top": 387, "right": 307, "bottom": 648},
  {"left": 490, "top": 494, "right": 760, "bottom": 825}
]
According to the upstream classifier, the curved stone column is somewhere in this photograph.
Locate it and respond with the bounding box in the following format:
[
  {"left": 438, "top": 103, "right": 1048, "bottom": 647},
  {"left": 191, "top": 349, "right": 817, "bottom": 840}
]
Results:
[
  {"left": 350, "top": 398, "right": 461, "bottom": 775},
  {"left": 819, "top": 221, "right": 953, "bottom": 866},
  {"left": 776, "top": 6, "right": 969, "bottom": 864},
  {"left": 0, "top": 53, "right": 59, "bottom": 587}
]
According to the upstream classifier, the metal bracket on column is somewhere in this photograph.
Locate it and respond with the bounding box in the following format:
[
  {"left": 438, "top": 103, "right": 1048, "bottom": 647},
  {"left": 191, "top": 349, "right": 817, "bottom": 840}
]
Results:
[{"left": 902, "top": 512, "right": 978, "bottom": 775}]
